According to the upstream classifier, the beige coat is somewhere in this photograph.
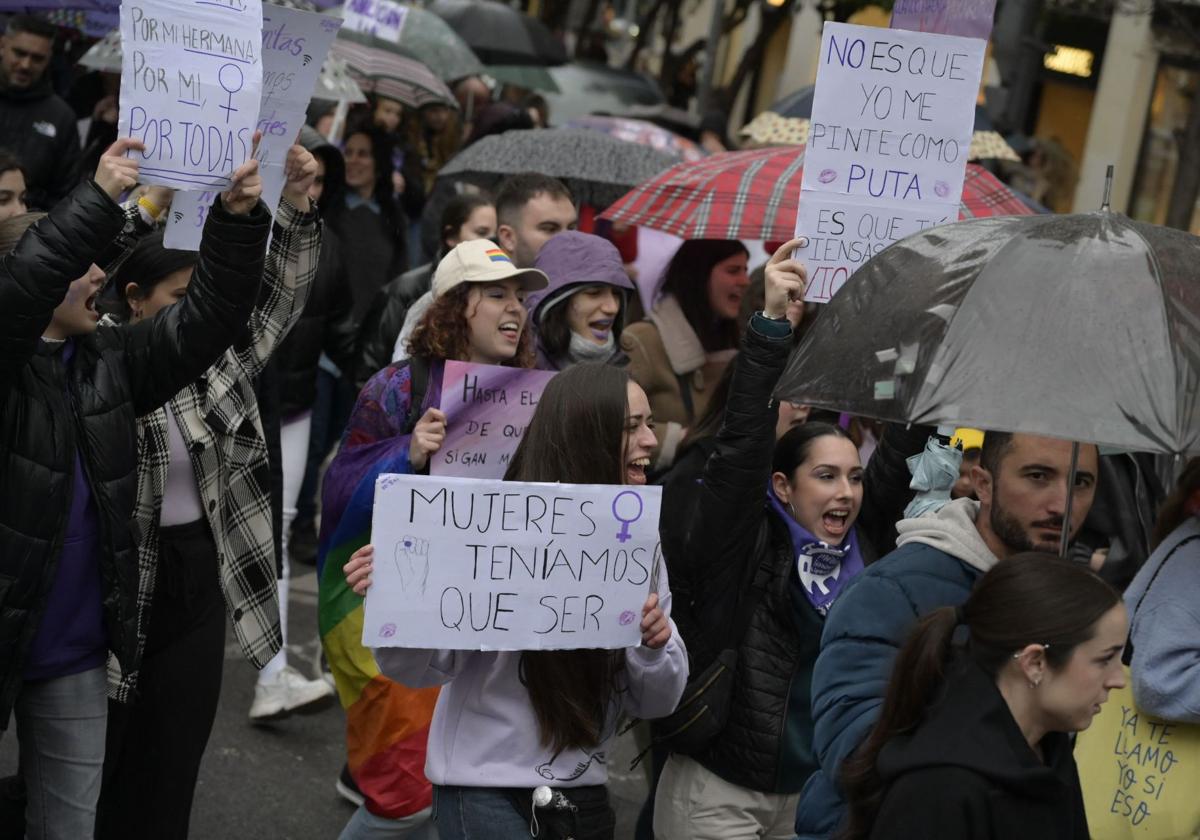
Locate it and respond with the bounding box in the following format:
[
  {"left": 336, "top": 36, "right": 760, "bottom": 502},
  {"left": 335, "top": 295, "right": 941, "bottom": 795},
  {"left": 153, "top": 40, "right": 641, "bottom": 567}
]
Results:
[{"left": 621, "top": 294, "right": 737, "bottom": 469}]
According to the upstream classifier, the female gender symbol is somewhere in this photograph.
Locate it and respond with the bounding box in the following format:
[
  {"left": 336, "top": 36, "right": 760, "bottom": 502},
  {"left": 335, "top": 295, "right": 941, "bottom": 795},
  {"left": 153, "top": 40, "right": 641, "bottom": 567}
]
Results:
[
  {"left": 218, "top": 63, "right": 244, "bottom": 124},
  {"left": 611, "top": 491, "right": 644, "bottom": 543}
]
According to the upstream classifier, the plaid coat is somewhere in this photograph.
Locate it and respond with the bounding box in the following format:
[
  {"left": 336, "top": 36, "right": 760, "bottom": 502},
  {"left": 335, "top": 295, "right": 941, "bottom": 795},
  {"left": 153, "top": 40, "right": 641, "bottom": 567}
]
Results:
[{"left": 109, "top": 198, "right": 321, "bottom": 701}]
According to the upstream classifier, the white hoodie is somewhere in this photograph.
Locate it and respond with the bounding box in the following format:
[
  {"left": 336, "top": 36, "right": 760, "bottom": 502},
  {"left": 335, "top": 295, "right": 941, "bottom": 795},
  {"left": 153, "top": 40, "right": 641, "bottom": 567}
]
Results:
[{"left": 894, "top": 497, "right": 999, "bottom": 574}]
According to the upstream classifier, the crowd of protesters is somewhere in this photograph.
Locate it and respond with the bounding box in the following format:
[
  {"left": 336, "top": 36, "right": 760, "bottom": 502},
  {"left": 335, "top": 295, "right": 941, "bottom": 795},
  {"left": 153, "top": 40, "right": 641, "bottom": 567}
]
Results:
[{"left": 0, "top": 8, "right": 1196, "bottom": 840}]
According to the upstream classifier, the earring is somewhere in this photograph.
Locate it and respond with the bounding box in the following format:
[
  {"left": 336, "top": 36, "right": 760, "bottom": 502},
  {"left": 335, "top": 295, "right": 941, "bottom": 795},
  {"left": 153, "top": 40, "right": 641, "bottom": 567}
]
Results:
[{"left": 787, "top": 502, "right": 797, "bottom": 518}]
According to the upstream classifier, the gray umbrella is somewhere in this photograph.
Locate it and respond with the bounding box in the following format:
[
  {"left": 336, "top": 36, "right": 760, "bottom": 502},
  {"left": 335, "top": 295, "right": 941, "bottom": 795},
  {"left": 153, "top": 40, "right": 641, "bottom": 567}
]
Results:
[
  {"left": 775, "top": 211, "right": 1200, "bottom": 457},
  {"left": 437, "top": 128, "right": 680, "bottom": 210}
]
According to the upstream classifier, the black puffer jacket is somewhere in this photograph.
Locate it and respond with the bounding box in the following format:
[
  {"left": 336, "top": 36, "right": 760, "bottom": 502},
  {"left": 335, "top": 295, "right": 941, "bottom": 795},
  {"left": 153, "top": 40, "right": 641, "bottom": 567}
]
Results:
[
  {"left": 678, "top": 321, "right": 926, "bottom": 793},
  {"left": 355, "top": 261, "right": 433, "bottom": 387},
  {"left": 0, "top": 181, "right": 268, "bottom": 725},
  {"left": 272, "top": 226, "right": 357, "bottom": 416},
  {"left": 0, "top": 75, "right": 82, "bottom": 210}
]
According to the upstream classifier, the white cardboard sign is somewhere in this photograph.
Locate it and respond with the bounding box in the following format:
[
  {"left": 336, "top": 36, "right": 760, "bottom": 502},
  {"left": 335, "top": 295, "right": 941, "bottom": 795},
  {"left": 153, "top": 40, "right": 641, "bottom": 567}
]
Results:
[
  {"left": 796, "top": 192, "right": 956, "bottom": 303},
  {"left": 801, "top": 23, "right": 985, "bottom": 206},
  {"left": 164, "top": 6, "right": 342, "bottom": 249},
  {"left": 364, "top": 475, "right": 662, "bottom": 651},
  {"left": 118, "top": 0, "right": 264, "bottom": 190}
]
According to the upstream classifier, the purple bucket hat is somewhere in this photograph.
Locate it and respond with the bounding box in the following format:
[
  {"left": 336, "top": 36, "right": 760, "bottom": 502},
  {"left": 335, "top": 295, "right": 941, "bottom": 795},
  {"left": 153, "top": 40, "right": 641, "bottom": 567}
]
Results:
[{"left": 526, "top": 231, "right": 636, "bottom": 323}]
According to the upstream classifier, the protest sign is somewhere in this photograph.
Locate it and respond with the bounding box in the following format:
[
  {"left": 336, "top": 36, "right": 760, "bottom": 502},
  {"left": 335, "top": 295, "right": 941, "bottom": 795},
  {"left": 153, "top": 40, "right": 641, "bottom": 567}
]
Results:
[
  {"left": 164, "top": 6, "right": 342, "bottom": 249},
  {"left": 890, "top": 0, "right": 998, "bottom": 40},
  {"left": 1076, "top": 683, "right": 1200, "bottom": 838},
  {"left": 343, "top": 0, "right": 409, "bottom": 41},
  {"left": 364, "top": 474, "right": 661, "bottom": 650},
  {"left": 796, "top": 193, "right": 954, "bottom": 303},
  {"left": 432, "top": 361, "right": 558, "bottom": 480},
  {"left": 800, "top": 24, "right": 985, "bottom": 206},
  {"left": 118, "top": 0, "right": 264, "bottom": 190}
]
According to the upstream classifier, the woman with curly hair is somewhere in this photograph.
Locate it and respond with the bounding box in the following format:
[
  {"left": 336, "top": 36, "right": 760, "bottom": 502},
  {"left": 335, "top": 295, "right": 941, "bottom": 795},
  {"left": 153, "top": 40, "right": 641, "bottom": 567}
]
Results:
[{"left": 314, "top": 239, "right": 547, "bottom": 839}]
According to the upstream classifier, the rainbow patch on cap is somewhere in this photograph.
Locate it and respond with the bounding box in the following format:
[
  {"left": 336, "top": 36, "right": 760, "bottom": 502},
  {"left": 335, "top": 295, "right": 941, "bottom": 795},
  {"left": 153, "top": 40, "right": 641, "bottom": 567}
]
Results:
[{"left": 485, "top": 248, "right": 511, "bottom": 264}]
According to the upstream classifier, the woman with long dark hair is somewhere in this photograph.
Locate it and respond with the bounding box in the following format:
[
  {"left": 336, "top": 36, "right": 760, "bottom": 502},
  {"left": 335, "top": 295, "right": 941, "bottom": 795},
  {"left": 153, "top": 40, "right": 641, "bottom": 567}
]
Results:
[
  {"left": 652, "top": 240, "right": 928, "bottom": 840},
  {"left": 840, "top": 553, "right": 1126, "bottom": 840},
  {"left": 316, "top": 239, "right": 548, "bottom": 839},
  {"left": 621, "top": 239, "right": 750, "bottom": 469},
  {"left": 341, "top": 363, "right": 688, "bottom": 839},
  {"left": 325, "top": 125, "right": 408, "bottom": 325},
  {"left": 0, "top": 150, "right": 27, "bottom": 222}
]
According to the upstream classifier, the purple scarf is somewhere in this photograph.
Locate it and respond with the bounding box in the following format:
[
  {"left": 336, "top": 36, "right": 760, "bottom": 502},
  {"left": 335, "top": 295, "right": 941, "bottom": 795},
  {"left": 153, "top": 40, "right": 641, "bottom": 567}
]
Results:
[{"left": 768, "top": 491, "right": 865, "bottom": 615}]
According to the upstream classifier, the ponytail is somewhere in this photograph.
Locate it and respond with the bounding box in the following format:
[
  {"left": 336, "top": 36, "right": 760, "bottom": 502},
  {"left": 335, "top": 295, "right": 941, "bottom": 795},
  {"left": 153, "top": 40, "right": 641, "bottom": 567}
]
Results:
[
  {"left": 839, "top": 605, "right": 961, "bottom": 840},
  {"left": 838, "top": 553, "right": 1119, "bottom": 840}
]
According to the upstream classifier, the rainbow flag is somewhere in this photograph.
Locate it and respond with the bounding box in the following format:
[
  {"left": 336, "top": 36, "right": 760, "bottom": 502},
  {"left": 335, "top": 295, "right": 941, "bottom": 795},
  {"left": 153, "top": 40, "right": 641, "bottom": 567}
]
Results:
[
  {"left": 317, "top": 363, "right": 441, "bottom": 819},
  {"left": 485, "top": 248, "right": 511, "bottom": 264}
]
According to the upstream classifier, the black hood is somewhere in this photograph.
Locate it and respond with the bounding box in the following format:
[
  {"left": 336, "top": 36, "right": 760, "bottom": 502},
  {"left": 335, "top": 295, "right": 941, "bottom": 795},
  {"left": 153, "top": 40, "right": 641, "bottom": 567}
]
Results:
[
  {"left": 875, "top": 657, "right": 1076, "bottom": 802},
  {"left": 0, "top": 72, "right": 53, "bottom": 103}
]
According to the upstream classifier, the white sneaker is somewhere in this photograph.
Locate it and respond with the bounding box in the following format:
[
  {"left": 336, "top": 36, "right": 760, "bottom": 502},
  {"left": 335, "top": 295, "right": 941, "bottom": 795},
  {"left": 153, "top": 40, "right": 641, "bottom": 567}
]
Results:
[{"left": 249, "top": 665, "right": 336, "bottom": 722}]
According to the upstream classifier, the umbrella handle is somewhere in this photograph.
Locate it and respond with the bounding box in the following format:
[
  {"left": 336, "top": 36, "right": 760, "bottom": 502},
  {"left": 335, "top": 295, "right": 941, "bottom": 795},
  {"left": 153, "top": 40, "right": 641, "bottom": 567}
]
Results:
[
  {"left": 1058, "top": 441, "right": 1080, "bottom": 559},
  {"left": 328, "top": 99, "right": 351, "bottom": 145}
]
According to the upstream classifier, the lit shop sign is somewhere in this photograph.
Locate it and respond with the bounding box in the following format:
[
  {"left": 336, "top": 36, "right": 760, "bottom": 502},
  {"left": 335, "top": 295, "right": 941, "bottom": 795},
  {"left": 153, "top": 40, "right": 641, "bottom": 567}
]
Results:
[{"left": 1043, "top": 45, "right": 1095, "bottom": 78}]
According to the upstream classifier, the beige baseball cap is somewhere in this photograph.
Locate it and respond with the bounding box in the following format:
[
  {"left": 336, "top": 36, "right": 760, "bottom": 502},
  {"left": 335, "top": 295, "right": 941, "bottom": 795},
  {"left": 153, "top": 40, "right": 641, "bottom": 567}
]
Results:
[{"left": 432, "top": 240, "right": 550, "bottom": 299}]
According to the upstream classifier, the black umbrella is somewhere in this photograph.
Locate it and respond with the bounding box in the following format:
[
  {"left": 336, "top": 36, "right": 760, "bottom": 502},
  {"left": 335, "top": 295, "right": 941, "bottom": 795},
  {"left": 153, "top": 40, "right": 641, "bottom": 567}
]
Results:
[
  {"left": 771, "top": 84, "right": 995, "bottom": 131},
  {"left": 437, "top": 128, "right": 680, "bottom": 209},
  {"left": 775, "top": 212, "right": 1200, "bottom": 456},
  {"left": 775, "top": 209, "right": 1200, "bottom": 553},
  {"left": 428, "top": 0, "right": 568, "bottom": 66}
]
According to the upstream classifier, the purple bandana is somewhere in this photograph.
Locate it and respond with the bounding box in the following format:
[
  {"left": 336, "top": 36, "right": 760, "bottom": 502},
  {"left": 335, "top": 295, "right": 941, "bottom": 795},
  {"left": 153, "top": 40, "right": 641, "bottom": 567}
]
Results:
[{"left": 768, "top": 491, "right": 865, "bottom": 615}]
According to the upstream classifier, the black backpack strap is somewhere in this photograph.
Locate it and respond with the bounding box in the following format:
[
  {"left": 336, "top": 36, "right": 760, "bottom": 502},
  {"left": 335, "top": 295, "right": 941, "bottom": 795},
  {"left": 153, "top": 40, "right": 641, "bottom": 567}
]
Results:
[{"left": 402, "top": 355, "right": 432, "bottom": 435}]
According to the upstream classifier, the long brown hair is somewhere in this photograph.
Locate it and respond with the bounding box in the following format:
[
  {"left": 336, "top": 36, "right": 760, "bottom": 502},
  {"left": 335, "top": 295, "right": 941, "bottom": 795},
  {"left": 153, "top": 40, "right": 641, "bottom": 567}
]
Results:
[
  {"left": 0, "top": 211, "right": 45, "bottom": 254},
  {"left": 1151, "top": 457, "right": 1200, "bottom": 549},
  {"left": 505, "top": 363, "right": 630, "bottom": 752},
  {"left": 660, "top": 239, "right": 748, "bottom": 353},
  {"left": 839, "top": 553, "right": 1120, "bottom": 840},
  {"left": 406, "top": 283, "right": 534, "bottom": 368}
]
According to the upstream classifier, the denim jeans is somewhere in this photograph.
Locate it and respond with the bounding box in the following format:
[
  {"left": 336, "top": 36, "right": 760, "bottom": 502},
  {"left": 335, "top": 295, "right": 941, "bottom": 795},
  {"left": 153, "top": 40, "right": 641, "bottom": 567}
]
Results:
[
  {"left": 15, "top": 665, "right": 108, "bottom": 840},
  {"left": 339, "top": 804, "right": 438, "bottom": 840},
  {"left": 432, "top": 786, "right": 531, "bottom": 840}
]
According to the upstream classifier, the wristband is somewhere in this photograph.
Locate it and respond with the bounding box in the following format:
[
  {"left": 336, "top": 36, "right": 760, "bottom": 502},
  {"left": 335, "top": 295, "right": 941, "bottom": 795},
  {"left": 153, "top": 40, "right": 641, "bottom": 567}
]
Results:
[{"left": 137, "top": 195, "right": 162, "bottom": 219}]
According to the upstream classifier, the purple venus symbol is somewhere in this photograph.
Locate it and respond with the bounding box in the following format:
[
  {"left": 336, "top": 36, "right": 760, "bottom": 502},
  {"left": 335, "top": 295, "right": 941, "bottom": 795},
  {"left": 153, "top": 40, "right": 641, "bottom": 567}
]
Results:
[
  {"left": 619, "top": 610, "right": 636, "bottom": 626},
  {"left": 612, "top": 490, "right": 644, "bottom": 543}
]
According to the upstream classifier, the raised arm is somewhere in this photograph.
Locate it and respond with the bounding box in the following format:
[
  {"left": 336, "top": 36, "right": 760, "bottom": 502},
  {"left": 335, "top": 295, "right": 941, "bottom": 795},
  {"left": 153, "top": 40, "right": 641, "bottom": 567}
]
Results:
[
  {"left": 227, "top": 145, "right": 321, "bottom": 383},
  {"left": 689, "top": 240, "right": 807, "bottom": 591},
  {"left": 0, "top": 140, "right": 140, "bottom": 393},
  {"left": 121, "top": 153, "right": 271, "bottom": 416}
]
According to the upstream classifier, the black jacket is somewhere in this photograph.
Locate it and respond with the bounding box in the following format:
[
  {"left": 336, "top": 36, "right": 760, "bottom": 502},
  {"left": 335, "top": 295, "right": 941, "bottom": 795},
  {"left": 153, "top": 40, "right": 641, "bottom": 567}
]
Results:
[
  {"left": 355, "top": 261, "right": 433, "bottom": 387},
  {"left": 0, "top": 75, "right": 82, "bottom": 210},
  {"left": 871, "top": 659, "right": 1089, "bottom": 840},
  {"left": 678, "top": 321, "right": 926, "bottom": 793},
  {"left": 0, "top": 181, "right": 268, "bottom": 725},
  {"left": 272, "top": 226, "right": 357, "bottom": 416}
]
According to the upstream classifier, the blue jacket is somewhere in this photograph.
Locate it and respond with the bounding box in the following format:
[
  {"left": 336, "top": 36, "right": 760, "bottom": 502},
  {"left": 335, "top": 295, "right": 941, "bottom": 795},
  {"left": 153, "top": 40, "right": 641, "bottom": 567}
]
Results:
[{"left": 795, "top": 499, "right": 995, "bottom": 838}]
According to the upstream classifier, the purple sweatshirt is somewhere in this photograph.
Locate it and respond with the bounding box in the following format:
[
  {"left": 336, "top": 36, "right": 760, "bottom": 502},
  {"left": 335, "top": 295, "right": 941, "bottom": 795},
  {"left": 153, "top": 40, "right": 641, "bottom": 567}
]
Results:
[
  {"left": 374, "top": 569, "right": 688, "bottom": 788},
  {"left": 24, "top": 340, "right": 107, "bottom": 681}
]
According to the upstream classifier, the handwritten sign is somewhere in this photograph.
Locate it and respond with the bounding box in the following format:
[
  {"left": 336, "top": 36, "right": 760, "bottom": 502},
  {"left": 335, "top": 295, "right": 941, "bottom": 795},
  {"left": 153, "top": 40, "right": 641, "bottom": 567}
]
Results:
[
  {"left": 365, "top": 475, "right": 662, "bottom": 650},
  {"left": 795, "top": 23, "right": 985, "bottom": 302},
  {"left": 343, "top": 0, "right": 409, "bottom": 41},
  {"left": 432, "top": 361, "right": 558, "bottom": 480},
  {"left": 796, "top": 193, "right": 954, "bottom": 302},
  {"left": 118, "top": 0, "right": 264, "bottom": 190},
  {"left": 801, "top": 24, "right": 985, "bottom": 204},
  {"left": 164, "top": 6, "right": 342, "bottom": 249},
  {"left": 891, "top": 0, "right": 998, "bottom": 40}
]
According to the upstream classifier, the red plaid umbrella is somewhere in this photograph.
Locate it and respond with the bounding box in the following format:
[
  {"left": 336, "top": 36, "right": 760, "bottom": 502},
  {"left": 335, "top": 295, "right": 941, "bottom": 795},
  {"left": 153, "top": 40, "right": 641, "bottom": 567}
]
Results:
[{"left": 599, "top": 146, "right": 1040, "bottom": 242}]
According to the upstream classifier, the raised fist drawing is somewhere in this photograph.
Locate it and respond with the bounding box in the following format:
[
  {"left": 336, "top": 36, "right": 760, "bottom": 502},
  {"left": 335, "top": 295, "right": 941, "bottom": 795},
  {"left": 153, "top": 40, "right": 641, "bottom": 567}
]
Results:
[{"left": 395, "top": 536, "right": 431, "bottom": 595}]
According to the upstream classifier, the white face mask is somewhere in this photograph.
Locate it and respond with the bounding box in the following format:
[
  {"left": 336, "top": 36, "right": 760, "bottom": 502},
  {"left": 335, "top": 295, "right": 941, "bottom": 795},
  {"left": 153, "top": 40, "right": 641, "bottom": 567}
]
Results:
[{"left": 567, "top": 329, "right": 616, "bottom": 363}]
